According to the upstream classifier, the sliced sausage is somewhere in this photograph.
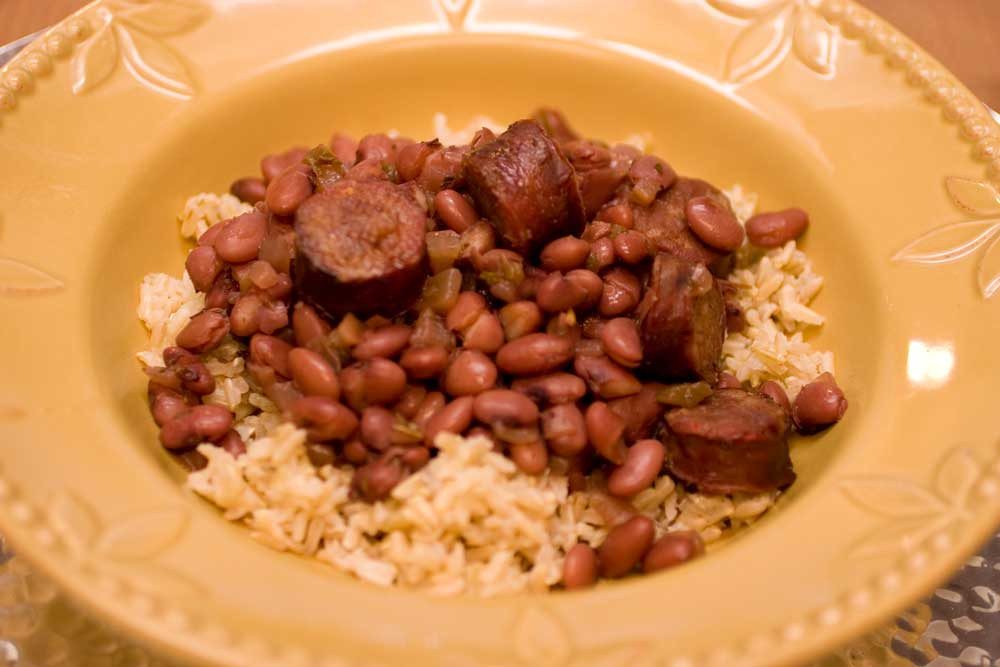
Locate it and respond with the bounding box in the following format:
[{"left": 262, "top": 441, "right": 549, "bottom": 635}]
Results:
[
  {"left": 463, "top": 120, "right": 585, "bottom": 255},
  {"left": 293, "top": 180, "right": 429, "bottom": 318},
  {"left": 664, "top": 388, "right": 794, "bottom": 494}
]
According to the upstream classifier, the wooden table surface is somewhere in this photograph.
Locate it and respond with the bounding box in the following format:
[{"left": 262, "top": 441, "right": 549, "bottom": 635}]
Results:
[{"left": 2, "top": 0, "right": 999, "bottom": 108}]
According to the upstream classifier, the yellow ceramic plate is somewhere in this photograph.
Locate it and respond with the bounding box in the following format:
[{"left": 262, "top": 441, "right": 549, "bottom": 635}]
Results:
[{"left": 2, "top": 1, "right": 1000, "bottom": 665}]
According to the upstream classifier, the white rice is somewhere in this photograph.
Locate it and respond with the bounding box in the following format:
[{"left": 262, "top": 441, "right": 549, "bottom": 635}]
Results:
[{"left": 136, "top": 150, "right": 832, "bottom": 594}]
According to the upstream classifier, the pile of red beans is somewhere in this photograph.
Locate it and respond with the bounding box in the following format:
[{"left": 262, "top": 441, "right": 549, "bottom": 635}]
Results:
[{"left": 145, "top": 109, "right": 847, "bottom": 587}]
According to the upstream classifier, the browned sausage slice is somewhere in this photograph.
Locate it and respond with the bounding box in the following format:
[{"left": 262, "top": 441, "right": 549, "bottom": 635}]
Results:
[
  {"left": 637, "top": 253, "right": 725, "bottom": 384},
  {"left": 632, "top": 178, "right": 734, "bottom": 275},
  {"left": 463, "top": 120, "right": 585, "bottom": 255},
  {"left": 293, "top": 180, "right": 429, "bottom": 318},
  {"left": 664, "top": 388, "right": 794, "bottom": 493}
]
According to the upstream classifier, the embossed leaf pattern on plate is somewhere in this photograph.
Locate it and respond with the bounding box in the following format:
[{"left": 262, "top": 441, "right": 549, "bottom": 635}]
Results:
[
  {"left": 893, "top": 176, "right": 1000, "bottom": 299},
  {"left": 70, "top": 0, "right": 209, "bottom": 98},
  {"left": 47, "top": 491, "right": 204, "bottom": 598},
  {"left": 708, "top": 0, "right": 838, "bottom": 85},
  {"left": 840, "top": 448, "right": 987, "bottom": 560}
]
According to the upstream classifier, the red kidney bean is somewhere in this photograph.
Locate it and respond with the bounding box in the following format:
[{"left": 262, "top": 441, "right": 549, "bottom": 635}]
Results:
[
  {"left": 266, "top": 164, "right": 314, "bottom": 216},
  {"left": 462, "top": 312, "right": 504, "bottom": 353},
  {"left": 562, "top": 543, "right": 599, "bottom": 590},
  {"left": 511, "top": 373, "right": 587, "bottom": 405},
  {"left": 305, "top": 442, "right": 337, "bottom": 468},
  {"left": 286, "top": 396, "right": 358, "bottom": 442},
  {"left": 509, "top": 440, "right": 549, "bottom": 475},
  {"left": 218, "top": 430, "right": 247, "bottom": 458},
  {"left": 643, "top": 531, "right": 705, "bottom": 574},
  {"left": 716, "top": 372, "right": 742, "bottom": 389},
  {"left": 584, "top": 402, "right": 627, "bottom": 464},
  {"left": 536, "top": 272, "right": 588, "bottom": 313},
  {"left": 792, "top": 372, "right": 847, "bottom": 433},
  {"left": 260, "top": 147, "right": 308, "bottom": 183},
  {"left": 612, "top": 230, "right": 652, "bottom": 264},
  {"left": 473, "top": 389, "right": 540, "bottom": 426},
  {"left": 685, "top": 195, "right": 744, "bottom": 252},
  {"left": 176, "top": 308, "right": 230, "bottom": 353},
  {"left": 230, "top": 177, "right": 268, "bottom": 205},
  {"left": 498, "top": 301, "right": 542, "bottom": 340},
  {"left": 342, "top": 439, "right": 369, "bottom": 465},
  {"left": 352, "top": 455, "right": 405, "bottom": 502},
  {"left": 353, "top": 324, "right": 412, "bottom": 360},
  {"left": 541, "top": 404, "right": 588, "bottom": 456},
  {"left": 396, "top": 140, "right": 436, "bottom": 182},
  {"left": 443, "top": 350, "right": 497, "bottom": 396},
  {"left": 596, "top": 201, "right": 632, "bottom": 228},
  {"left": 759, "top": 380, "right": 791, "bottom": 413},
  {"left": 185, "top": 246, "right": 223, "bottom": 293},
  {"left": 540, "top": 236, "right": 591, "bottom": 271},
  {"left": 607, "top": 439, "right": 665, "bottom": 497},
  {"left": 599, "top": 268, "right": 641, "bottom": 317},
  {"left": 341, "top": 359, "right": 408, "bottom": 410},
  {"left": 434, "top": 189, "right": 478, "bottom": 233},
  {"left": 745, "top": 208, "right": 809, "bottom": 248},
  {"left": 360, "top": 406, "right": 396, "bottom": 450},
  {"left": 159, "top": 405, "right": 233, "bottom": 450},
  {"left": 564, "top": 269, "right": 604, "bottom": 310},
  {"left": 412, "top": 391, "right": 447, "bottom": 431},
  {"left": 292, "top": 302, "right": 331, "bottom": 347},
  {"left": 599, "top": 317, "right": 642, "bottom": 368},
  {"left": 496, "top": 333, "right": 575, "bottom": 375},
  {"left": 287, "top": 347, "right": 340, "bottom": 399},
  {"left": 329, "top": 133, "right": 358, "bottom": 166},
  {"left": 587, "top": 237, "right": 616, "bottom": 272},
  {"left": 598, "top": 515, "right": 656, "bottom": 578},
  {"left": 148, "top": 386, "right": 193, "bottom": 427},
  {"left": 424, "top": 396, "right": 475, "bottom": 445},
  {"left": 574, "top": 354, "right": 641, "bottom": 399},
  {"left": 399, "top": 345, "right": 450, "bottom": 380},
  {"left": 213, "top": 210, "right": 267, "bottom": 264},
  {"left": 250, "top": 334, "right": 293, "bottom": 378},
  {"left": 446, "top": 291, "right": 487, "bottom": 332}
]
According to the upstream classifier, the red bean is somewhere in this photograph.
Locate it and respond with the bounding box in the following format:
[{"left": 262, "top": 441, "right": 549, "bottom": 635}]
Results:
[
  {"left": 643, "top": 531, "right": 705, "bottom": 574},
  {"left": 261, "top": 147, "right": 308, "bottom": 183},
  {"left": 185, "top": 246, "right": 223, "bottom": 293},
  {"left": 496, "top": 333, "right": 575, "bottom": 376},
  {"left": 498, "top": 301, "right": 543, "bottom": 341},
  {"left": 759, "top": 380, "right": 791, "bottom": 413},
  {"left": 287, "top": 347, "right": 340, "bottom": 399},
  {"left": 587, "top": 237, "right": 616, "bottom": 272},
  {"left": 443, "top": 350, "right": 497, "bottom": 396},
  {"left": 353, "top": 324, "right": 412, "bottom": 360},
  {"left": 286, "top": 396, "right": 358, "bottom": 442},
  {"left": 598, "top": 515, "right": 655, "bottom": 578},
  {"left": 175, "top": 309, "right": 230, "bottom": 354},
  {"left": 340, "top": 358, "right": 408, "bottom": 410},
  {"left": 599, "top": 268, "right": 641, "bottom": 317},
  {"left": 424, "top": 396, "right": 475, "bottom": 445},
  {"left": 540, "top": 236, "right": 591, "bottom": 271},
  {"left": 399, "top": 345, "right": 450, "bottom": 380},
  {"left": 536, "top": 272, "right": 588, "bottom": 313},
  {"left": 599, "top": 318, "right": 642, "bottom": 368},
  {"left": 509, "top": 440, "right": 549, "bottom": 475},
  {"left": 159, "top": 405, "right": 233, "bottom": 450},
  {"left": 607, "top": 439, "right": 665, "bottom": 497},
  {"left": 473, "top": 389, "right": 540, "bottom": 426},
  {"left": 792, "top": 372, "right": 847, "bottom": 433},
  {"left": 685, "top": 196, "right": 744, "bottom": 252},
  {"left": 745, "top": 208, "right": 809, "bottom": 248},
  {"left": 584, "top": 402, "right": 627, "bottom": 464},
  {"left": 612, "top": 230, "right": 652, "bottom": 264},
  {"left": 511, "top": 373, "right": 587, "bottom": 406},
  {"left": 249, "top": 333, "right": 293, "bottom": 378},
  {"left": 574, "top": 354, "right": 642, "bottom": 399},
  {"left": 541, "top": 404, "right": 588, "bottom": 456},
  {"left": 230, "top": 177, "right": 267, "bottom": 205},
  {"left": 562, "top": 543, "right": 599, "bottom": 590},
  {"left": 461, "top": 312, "right": 504, "bottom": 354},
  {"left": 213, "top": 211, "right": 267, "bottom": 264},
  {"left": 435, "top": 189, "right": 478, "bottom": 233},
  {"left": 265, "top": 164, "right": 314, "bottom": 216}
]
